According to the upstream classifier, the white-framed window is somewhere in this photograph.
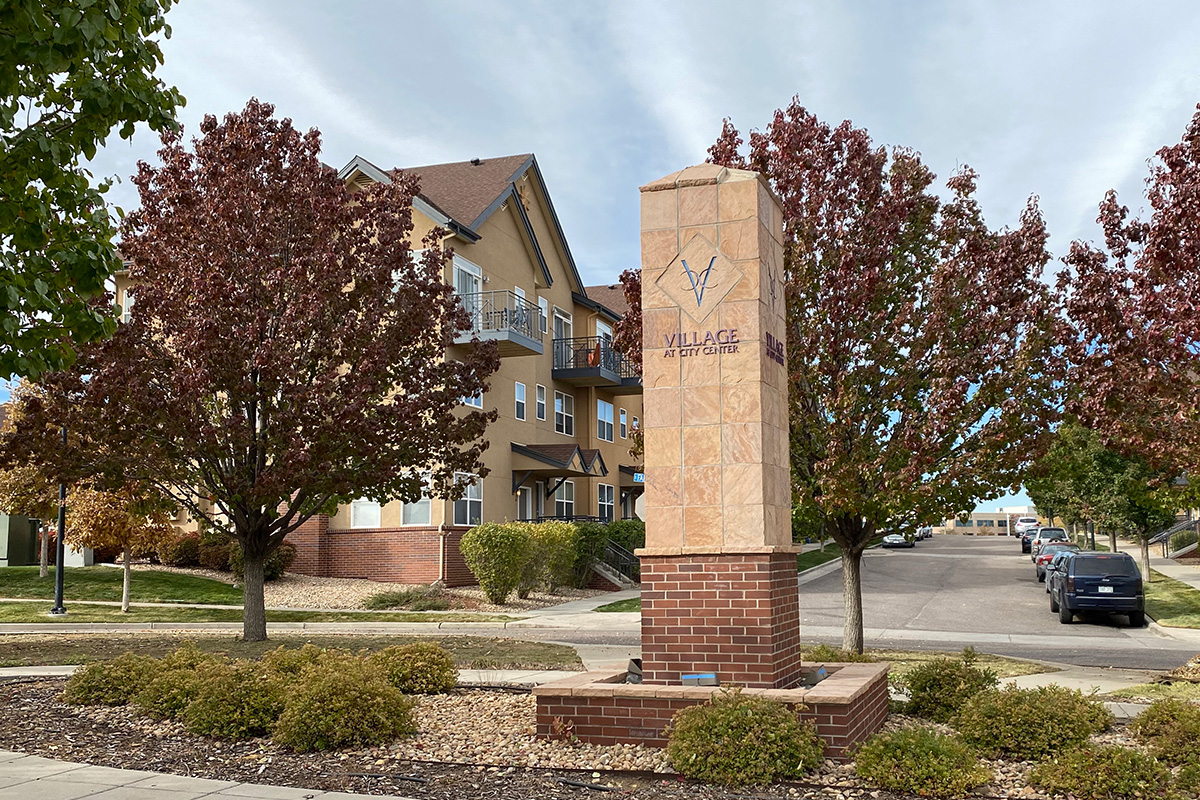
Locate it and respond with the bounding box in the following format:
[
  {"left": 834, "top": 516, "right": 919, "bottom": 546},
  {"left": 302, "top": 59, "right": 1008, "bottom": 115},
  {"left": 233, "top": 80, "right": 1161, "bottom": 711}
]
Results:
[
  {"left": 514, "top": 286, "right": 525, "bottom": 303},
  {"left": 120, "top": 289, "right": 134, "bottom": 323},
  {"left": 598, "top": 484, "right": 614, "bottom": 523},
  {"left": 538, "top": 297, "right": 548, "bottom": 334},
  {"left": 553, "top": 308, "right": 573, "bottom": 341},
  {"left": 462, "top": 388, "right": 483, "bottom": 408},
  {"left": 350, "top": 498, "right": 381, "bottom": 529},
  {"left": 453, "top": 473, "right": 482, "bottom": 526},
  {"left": 620, "top": 409, "right": 628, "bottom": 439},
  {"left": 554, "top": 391, "right": 574, "bottom": 436},
  {"left": 401, "top": 473, "right": 432, "bottom": 526},
  {"left": 597, "top": 399, "right": 614, "bottom": 442},
  {"left": 515, "top": 382, "right": 526, "bottom": 421},
  {"left": 516, "top": 486, "right": 532, "bottom": 521},
  {"left": 621, "top": 490, "right": 633, "bottom": 520},
  {"left": 597, "top": 319, "right": 613, "bottom": 344},
  {"left": 536, "top": 384, "right": 546, "bottom": 421},
  {"left": 632, "top": 415, "right": 639, "bottom": 435},
  {"left": 555, "top": 480, "right": 575, "bottom": 518},
  {"left": 452, "top": 256, "right": 483, "bottom": 332}
]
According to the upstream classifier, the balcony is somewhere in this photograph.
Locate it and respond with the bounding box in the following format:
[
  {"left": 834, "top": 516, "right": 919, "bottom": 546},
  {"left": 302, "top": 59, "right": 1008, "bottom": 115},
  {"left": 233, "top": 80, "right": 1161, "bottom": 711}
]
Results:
[
  {"left": 453, "top": 290, "right": 543, "bottom": 356},
  {"left": 552, "top": 336, "right": 642, "bottom": 394}
]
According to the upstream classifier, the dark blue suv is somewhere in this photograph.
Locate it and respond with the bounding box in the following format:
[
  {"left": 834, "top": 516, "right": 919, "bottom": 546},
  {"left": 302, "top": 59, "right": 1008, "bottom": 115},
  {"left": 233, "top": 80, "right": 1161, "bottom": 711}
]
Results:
[{"left": 1048, "top": 552, "right": 1145, "bottom": 627}]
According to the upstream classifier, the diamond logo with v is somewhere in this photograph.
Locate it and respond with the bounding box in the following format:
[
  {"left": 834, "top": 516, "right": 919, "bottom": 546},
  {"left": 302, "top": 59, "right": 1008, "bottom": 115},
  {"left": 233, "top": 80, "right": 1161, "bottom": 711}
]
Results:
[{"left": 656, "top": 235, "right": 742, "bottom": 323}]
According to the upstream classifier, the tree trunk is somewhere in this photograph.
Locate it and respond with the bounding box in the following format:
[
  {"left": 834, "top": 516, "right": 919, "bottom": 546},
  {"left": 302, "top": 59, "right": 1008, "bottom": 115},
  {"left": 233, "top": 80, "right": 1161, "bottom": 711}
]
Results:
[
  {"left": 242, "top": 550, "right": 268, "bottom": 642},
  {"left": 1109, "top": 528, "right": 1117, "bottom": 553},
  {"left": 841, "top": 548, "right": 865, "bottom": 653},
  {"left": 39, "top": 523, "right": 48, "bottom": 579},
  {"left": 121, "top": 546, "right": 131, "bottom": 613},
  {"left": 1140, "top": 535, "right": 1152, "bottom": 584},
  {"left": 819, "top": 536, "right": 826, "bottom": 553}
]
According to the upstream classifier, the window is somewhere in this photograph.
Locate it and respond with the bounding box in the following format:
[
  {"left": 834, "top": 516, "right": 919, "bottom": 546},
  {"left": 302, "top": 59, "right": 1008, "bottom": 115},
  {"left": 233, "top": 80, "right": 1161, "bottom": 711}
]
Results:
[
  {"left": 515, "top": 382, "right": 526, "bottom": 421},
  {"left": 621, "top": 490, "right": 633, "bottom": 520},
  {"left": 536, "top": 385, "right": 546, "bottom": 420},
  {"left": 955, "top": 519, "right": 974, "bottom": 528},
  {"left": 401, "top": 473, "right": 432, "bottom": 526},
  {"left": 453, "top": 473, "right": 482, "bottom": 526},
  {"left": 120, "top": 289, "right": 134, "bottom": 323},
  {"left": 554, "top": 391, "right": 574, "bottom": 435},
  {"left": 978, "top": 519, "right": 995, "bottom": 527},
  {"left": 998, "top": 520, "right": 1008, "bottom": 528},
  {"left": 620, "top": 409, "right": 627, "bottom": 439},
  {"left": 632, "top": 416, "right": 639, "bottom": 436},
  {"left": 516, "top": 486, "right": 532, "bottom": 521},
  {"left": 553, "top": 308, "right": 573, "bottom": 340},
  {"left": 597, "top": 399, "right": 614, "bottom": 442},
  {"left": 462, "top": 387, "right": 483, "bottom": 408},
  {"left": 596, "top": 319, "right": 613, "bottom": 345},
  {"left": 598, "top": 484, "right": 614, "bottom": 523},
  {"left": 538, "top": 297, "right": 548, "bottom": 334},
  {"left": 452, "top": 256, "right": 483, "bottom": 332},
  {"left": 535, "top": 480, "right": 545, "bottom": 518},
  {"left": 555, "top": 480, "right": 575, "bottom": 518},
  {"left": 350, "top": 498, "right": 381, "bottom": 528}
]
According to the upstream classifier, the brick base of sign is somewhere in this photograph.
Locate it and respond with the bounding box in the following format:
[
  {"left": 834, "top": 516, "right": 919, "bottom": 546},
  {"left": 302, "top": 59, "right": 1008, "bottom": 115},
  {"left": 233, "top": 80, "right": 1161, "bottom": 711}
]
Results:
[
  {"left": 534, "top": 663, "right": 889, "bottom": 761},
  {"left": 286, "top": 517, "right": 474, "bottom": 586},
  {"left": 639, "top": 552, "right": 802, "bottom": 688}
]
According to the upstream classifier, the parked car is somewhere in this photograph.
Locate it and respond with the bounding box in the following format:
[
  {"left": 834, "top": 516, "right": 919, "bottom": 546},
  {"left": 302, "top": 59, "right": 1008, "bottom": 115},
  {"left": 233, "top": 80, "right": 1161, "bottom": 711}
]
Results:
[
  {"left": 882, "top": 533, "right": 915, "bottom": 549},
  {"left": 1014, "top": 516, "right": 1041, "bottom": 537},
  {"left": 1035, "top": 542, "right": 1080, "bottom": 582},
  {"left": 917, "top": 527, "right": 933, "bottom": 540},
  {"left": 1020, "top": 527, "right": 1041, "bottom": 554},
  {"left": 1048, "top": 551, "right": 1145, "bottom": 627},
  {"left": 1043, "top": 550, "right": 1077, "bottom": 592},
  {"left": 1031, "top": 528, "right": 1069, "bottom": 559}
]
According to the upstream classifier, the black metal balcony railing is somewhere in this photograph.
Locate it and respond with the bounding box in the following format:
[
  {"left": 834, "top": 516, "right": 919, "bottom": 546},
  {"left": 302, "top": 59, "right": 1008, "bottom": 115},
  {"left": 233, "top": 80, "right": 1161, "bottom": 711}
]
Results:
[
  {"left": 457, "top": 290, "right": 542, "bottom": 343},
  {"left": 552, "top": 336, "right": 640, "bottom": 379}
]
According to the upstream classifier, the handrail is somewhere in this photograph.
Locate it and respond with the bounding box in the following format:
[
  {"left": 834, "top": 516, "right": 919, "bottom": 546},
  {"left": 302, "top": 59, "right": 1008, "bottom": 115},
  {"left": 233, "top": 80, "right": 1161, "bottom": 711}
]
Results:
[
  {"left": 603, "top": 539, "right": 640, "bottom": 582},
  {"left": 1150, "top": 517, "right": 1197, "bottom": 545},
  {"left": 456, "top": 290, "right": 542, "bottom": 342},
  {"left": 552, "top": 336, "right": 640, "bottom": 379}
]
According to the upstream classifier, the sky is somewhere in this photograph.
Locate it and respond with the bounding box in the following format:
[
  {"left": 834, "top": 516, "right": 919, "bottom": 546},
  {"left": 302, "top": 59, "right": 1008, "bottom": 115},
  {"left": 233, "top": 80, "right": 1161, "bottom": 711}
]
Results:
[{"left": 76, "top": 0, "right": 1200, "bottom": 511}]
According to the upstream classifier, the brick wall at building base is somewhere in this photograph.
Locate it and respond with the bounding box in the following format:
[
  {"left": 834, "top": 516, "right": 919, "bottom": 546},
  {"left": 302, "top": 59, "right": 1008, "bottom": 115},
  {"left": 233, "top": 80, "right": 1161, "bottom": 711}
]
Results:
[
  {"left": 286, "top": 516, "right": 474, "bottom": 586},
  {"left": 534, "top": 662, "right": 889, "bottom": 762}
]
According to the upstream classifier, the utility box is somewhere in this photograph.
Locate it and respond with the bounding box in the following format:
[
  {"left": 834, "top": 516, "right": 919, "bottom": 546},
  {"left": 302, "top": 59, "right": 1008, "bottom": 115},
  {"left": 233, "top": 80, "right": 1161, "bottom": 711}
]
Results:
[{"left": 0, "top": 514, "right": 38, "bottom": 567}]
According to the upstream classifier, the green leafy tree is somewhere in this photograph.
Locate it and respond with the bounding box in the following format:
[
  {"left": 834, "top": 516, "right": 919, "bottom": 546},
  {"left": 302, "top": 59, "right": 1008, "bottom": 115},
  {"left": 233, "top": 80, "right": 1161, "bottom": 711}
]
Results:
[{"left": 0, "top": 0, "right": 184, "bottom": 378}]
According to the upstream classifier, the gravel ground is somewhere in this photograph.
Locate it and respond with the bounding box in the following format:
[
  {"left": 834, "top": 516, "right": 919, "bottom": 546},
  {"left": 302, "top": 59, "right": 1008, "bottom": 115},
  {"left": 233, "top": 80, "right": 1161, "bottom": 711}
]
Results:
[
  {"left": 0, "top": 678, "right": 1163, "bottom": 800},
  {"left": 129, "top": 563, "right": 604, "bottom": 612}
]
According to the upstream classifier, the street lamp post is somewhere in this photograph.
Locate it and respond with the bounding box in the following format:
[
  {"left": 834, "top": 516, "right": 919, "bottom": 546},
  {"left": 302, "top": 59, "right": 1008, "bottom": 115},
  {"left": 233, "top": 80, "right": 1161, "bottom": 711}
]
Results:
[{"left": 50, "top": 425, "right": 66, "bottom": 616}]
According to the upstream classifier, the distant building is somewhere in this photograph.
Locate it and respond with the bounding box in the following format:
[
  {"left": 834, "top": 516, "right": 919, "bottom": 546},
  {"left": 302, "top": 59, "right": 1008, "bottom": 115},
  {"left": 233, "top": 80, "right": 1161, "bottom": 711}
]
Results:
[{"left": 933, "top": 511, "right": 1045, "bottom": 536}]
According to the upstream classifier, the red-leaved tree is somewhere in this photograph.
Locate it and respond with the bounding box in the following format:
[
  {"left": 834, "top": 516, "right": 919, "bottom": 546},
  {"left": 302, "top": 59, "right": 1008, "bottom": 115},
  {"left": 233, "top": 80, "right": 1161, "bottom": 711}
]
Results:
[
  {"left": 620, "top": 102, "right": 1061, "bottom": 651},
  {"left": 9, "top": 100, "right": 498, "bottom": 640}
]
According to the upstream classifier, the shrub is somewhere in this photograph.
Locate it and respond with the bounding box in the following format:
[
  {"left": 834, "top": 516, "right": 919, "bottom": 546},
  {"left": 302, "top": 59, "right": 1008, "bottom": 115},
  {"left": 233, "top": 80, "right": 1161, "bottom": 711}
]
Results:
[
  {"left": 534, "top": 521, "right": 579, "bottom": 593},
  {"left": 460, "top": 522, "right": 532, "bottom": 604},
  {"left": 572, "top": 521, "right": 608, "bottom": 588},
  {"left": 1129, "top": 697, "right": 1200, "bottom": 766},
  {"left": 606, "top": 518, "right": 646, "bottom": 552},
  {"left": 803, "top": 644, "right": 876, "bottom": 663},
  {"left": 955, "top": 685, "right": 1113, "bottom": 759},
  {"left": 197, "top": 540, "right": 233, "bottom": 571},
  {"left": 666, "top": 689, "right": 824, "bottom": 786},
  {"left": 364, "top": 587, "right": 450, "bottom": 611},
  {"left": 516, "top": 522, "right": 547, "bottom": 600},
  {"left": 259, "top": 643, "right": 350, "bottom": 678},
  {"left": 1177, "top": 762, "right": 1200, "bottom": 795},
  {"left": 1029, "top": 745, "right": 1172, "bottom": 800},
  {"left": 273, "top": 659, "right": 417, "bottom": 752},
  {"left": 183, "top": 660, "right": 286, "bottom": 740},
  {"left": 853, "top": 728, "right": 991, "bottom": 799},
  {"left": 63, "top": 653, "right": 159, "bottom": 706},
  {"left": 156, "top": 533, "right": 201, "bottom": 567},
  {"left": 903, "top": 648, "right": 998, "bottom": 723},
  {"left": 229, "top": 541, "right": 297, "bottom": 581},
  {"left": 369, "top": 642, "right": 458, "bottom": 694}
]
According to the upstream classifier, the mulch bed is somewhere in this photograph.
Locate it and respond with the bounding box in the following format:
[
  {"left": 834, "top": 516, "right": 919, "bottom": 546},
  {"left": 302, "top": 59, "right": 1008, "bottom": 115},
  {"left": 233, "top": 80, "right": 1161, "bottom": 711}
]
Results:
[{"left": 0, "top": 679, "right": 903, "bottom": 800}]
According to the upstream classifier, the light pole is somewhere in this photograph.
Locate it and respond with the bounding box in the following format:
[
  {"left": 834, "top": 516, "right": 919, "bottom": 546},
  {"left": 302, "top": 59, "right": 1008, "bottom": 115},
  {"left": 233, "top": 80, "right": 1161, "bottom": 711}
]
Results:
[{"left": 50, "top": 425, "right": 66, "bottom": 616}]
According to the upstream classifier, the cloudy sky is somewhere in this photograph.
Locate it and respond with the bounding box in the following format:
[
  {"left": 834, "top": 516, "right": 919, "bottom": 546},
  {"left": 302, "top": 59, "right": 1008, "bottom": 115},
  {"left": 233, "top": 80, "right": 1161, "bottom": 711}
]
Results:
[{"left": 82, "top": 0, "right": 1200, "bottom": 511}]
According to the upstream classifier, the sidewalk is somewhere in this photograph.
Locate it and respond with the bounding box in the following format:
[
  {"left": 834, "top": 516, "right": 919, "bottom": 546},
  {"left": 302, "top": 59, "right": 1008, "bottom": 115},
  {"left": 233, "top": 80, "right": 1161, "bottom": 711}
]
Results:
[{"left": 0, "top": 751, "right": 418, "bottom": 800}]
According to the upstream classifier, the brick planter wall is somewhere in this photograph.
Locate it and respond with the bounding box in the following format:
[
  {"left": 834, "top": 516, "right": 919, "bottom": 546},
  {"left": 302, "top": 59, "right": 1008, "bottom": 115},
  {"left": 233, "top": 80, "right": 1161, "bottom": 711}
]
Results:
[
  {"left": 285, "top": 519, "right": 473, "bottom": 586},
  {"left": 534, "top": 662, "right": 889, "bottom": 761},
  {"left": 640, "top": 552, "right": 801, "bottom": 688}
]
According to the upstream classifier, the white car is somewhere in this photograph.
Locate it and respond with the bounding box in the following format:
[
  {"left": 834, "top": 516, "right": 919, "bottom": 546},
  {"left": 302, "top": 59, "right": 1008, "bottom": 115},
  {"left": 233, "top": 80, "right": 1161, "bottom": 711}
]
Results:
[
  {"left": 882, "top": 533, "right": 915, "bottom": 549},
  {"left": 1013, "top": 517, "right": 1040, "bottom": 537}
]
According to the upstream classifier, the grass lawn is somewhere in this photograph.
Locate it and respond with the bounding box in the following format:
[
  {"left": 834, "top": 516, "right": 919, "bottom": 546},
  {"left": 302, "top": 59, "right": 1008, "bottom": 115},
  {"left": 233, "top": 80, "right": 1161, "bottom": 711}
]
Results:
[
  {"left": 0, "top": 566, "right": 242, "bottom": 605},
  {"left": 1145, "top": 570, "right": 1200, "bottom": 628},
  {"left": 1103, "top": 681, "right": 1200, "bottom": 703},
  {"left": 0, "top": 632, "right": 581, "bottom": 670},
  {"left": 594, "top": 597, "right": 640, "bottom": 613},
  {"left": 0, "top": 600, "right": 516, "bottom": 625}
]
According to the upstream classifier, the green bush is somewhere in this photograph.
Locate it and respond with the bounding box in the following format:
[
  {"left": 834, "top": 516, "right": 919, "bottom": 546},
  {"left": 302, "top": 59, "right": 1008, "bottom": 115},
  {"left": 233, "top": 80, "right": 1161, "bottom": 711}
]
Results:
[
  {"left": 955, "top": 685, "right": 1113, "bottom": 759},
  {"left": 853, "top": 728, "right": 991, "bottom": 799},
  {"left": 1029, "top": 745, "right": 1172, "bottom": 800},
  {"left": 134, "top": 661, "right": 226, "bottom": 720},
  {"left": 364, "top": 587, "right": 450, "bottom": 611},
  {"left": 460, "top": 522, "right": 532, "bottom": 604},
  {"left": 534, "top": 521, "right": 579, "bottom": 593},
  {"left": 903, "top": 648, "right": 998, "bottom": 723},
  {"left": 1129, "top": 697, "right": 1200, "bottom": 766},
  {"left": 572, "top": 521, "right": 608, "bottom": 588},
  {"left": 63, "top": 653, "right": 159, "bottom": 706},
  {"left": 197, "top": 540, "right": 233, "bottom": 571},
  {"left": 182, "top": 661, "right": 286, "bottom": 740},
  {"left": 1176, "top": 762, "right": 1200, "bottom": 795},
  {"left": 666, "top": 689, "right": 824, "bottom": 786},
  {"left": 369, "top": 642, "right": 458, "bottom": 694},
  {"left": 516, "top": 522, "right": 547, "bottom": 600},
  {"left": 273, "top": 659, "right": 417, "bottom": 752},
  {"left": 606, "top": 518, "right": 646, "bottom": 552},
  {"left": 803, "top": 644, "right": 876, "bottom": 663},
  {"left": 229, "top": 541, "right": 297, "bottom": 582},
  {"left": 156, "top": 534, "right": 201, "bottom": 567}
]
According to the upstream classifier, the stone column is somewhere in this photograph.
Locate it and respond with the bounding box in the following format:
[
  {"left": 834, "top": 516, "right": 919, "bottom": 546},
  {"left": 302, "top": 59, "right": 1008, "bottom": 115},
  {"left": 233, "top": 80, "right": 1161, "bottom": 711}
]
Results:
[{"left": 637, "top": 163, "right": 800, "bottom": 689}]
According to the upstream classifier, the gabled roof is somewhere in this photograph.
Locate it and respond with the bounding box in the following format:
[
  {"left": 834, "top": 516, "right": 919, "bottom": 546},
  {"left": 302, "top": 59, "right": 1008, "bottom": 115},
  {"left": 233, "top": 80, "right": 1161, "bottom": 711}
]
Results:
[
  {"left": 397, "top": 154, "right": 533, "bottom": 230},
  {"left": 511, "top": 442, "right": 608, "bottom": 477},
  {"left": 584, "top": 284, "right": 630, "bottom": 318}
]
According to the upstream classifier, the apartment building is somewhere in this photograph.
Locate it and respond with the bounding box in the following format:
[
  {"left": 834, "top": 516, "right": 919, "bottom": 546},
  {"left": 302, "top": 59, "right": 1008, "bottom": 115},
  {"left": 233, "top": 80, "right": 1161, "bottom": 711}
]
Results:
[{"left": 117, "top": 153, "right": 643, "bottom": 584}]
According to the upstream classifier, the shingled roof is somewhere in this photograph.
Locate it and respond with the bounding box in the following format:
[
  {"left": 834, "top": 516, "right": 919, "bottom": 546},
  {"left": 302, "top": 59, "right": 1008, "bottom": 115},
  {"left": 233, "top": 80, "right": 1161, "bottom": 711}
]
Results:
[
  {"left": 395, "top": 154, "right": 533, "bottom": 231},
  {"left": 584, "top": 283, "right": 630, "bottom": 318}
]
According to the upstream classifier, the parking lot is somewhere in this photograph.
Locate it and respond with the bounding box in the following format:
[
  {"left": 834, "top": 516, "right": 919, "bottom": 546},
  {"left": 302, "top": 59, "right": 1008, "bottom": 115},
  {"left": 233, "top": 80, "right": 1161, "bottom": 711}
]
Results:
[{"left": 797, "top": 534, "right": 1200, "bottom": 669}]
